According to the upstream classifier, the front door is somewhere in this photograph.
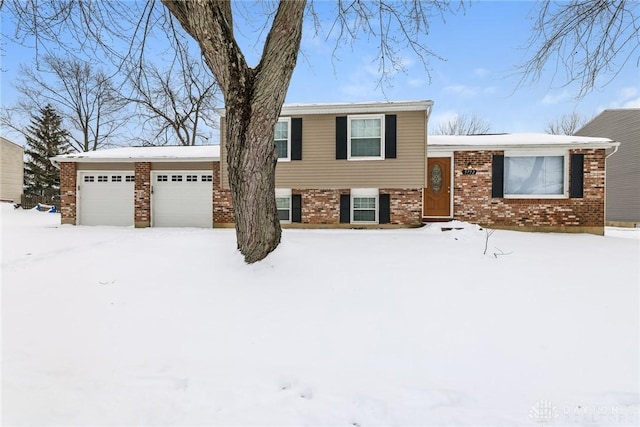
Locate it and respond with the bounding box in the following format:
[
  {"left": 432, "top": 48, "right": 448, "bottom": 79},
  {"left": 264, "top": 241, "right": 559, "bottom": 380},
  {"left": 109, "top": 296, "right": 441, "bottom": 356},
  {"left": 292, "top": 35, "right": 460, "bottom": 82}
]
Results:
[{"left": 423, "top": 157, "right": 451, "bottom": 217}]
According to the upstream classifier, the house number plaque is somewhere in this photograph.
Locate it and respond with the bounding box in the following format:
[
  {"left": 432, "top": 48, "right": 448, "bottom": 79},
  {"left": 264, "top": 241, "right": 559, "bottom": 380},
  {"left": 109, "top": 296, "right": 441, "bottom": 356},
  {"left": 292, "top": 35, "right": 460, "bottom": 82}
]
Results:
[{"left": 462, "top": 169, "right": 477, "bottom": 175}]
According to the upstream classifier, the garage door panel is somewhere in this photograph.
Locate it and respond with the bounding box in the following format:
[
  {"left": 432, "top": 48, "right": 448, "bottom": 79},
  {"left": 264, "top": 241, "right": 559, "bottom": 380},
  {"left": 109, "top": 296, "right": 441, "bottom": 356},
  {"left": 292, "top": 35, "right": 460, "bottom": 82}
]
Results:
[
  {"left": 152, "top": 172, "right": 213, "bottom": 227},
  {"left": 79, "top": 173, "right": 135, "bottom": 226}
]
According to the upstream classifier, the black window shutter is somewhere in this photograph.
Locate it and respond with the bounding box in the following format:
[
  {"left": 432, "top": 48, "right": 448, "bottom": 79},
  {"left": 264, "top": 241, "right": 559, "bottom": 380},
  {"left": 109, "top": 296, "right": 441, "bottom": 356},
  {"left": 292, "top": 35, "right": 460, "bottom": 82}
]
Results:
[
  {"left": 292, "top": 194, "right": 302, "bottom": 222},
  {"left": 336, "top": 116, "right": 347, "bottom": 159},
  {"left": 339, "top": 194, "right": 350, "bottom": 223},
  {"left": 385, "top": 115, "right": 397, "bottom": 159},
  {"left": 379, "top": 193, "right": 391, "bottom": 224},
  {"left": 291, "top": 118, "right": 302, "bottom": 160},
  {"left": 492, "top": 155, "right": 504, "bottom": 198},
  {"left": 570, "top": 154, "right": 584, "bottom": 198}
]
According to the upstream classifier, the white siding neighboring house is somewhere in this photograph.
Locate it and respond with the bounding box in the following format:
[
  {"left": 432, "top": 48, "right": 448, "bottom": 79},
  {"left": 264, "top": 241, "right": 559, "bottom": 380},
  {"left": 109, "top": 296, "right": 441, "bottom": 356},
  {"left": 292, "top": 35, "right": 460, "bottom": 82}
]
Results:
[
  {"left": 575, "top": 109, "right": 640, "bottom": 227},
  {"left": 0, "top": 137, "right": 24, "bottom": 203}
]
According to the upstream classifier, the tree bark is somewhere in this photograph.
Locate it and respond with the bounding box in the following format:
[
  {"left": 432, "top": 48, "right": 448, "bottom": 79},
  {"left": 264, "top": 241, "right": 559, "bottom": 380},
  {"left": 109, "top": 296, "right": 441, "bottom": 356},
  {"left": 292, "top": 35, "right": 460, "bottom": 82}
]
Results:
[{"left": 162, "top": 0, "right": 305, "bottom": 263}]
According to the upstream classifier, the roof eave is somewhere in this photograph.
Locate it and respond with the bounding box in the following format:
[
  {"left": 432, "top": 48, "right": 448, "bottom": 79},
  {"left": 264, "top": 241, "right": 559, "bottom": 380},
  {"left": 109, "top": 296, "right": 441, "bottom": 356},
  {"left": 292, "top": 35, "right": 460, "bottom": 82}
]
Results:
[
  {"left": 216, "top": 100, "right": 434, "bottom": 117},
  {"left": 427, "top": 142, "right": 620, "bottom": 152}
]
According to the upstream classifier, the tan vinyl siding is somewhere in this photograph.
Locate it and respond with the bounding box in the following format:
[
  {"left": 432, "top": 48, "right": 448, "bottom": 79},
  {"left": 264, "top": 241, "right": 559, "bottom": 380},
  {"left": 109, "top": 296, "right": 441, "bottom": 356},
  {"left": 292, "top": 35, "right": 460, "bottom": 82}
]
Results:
[
  {"left": 576, "top": 109, "right": 640, "bottom": 223},
  {"left": 78, "top": 163, "right": 135, "bottom": 171},
  {"left": 220, "top": 110, "right": 426, "bottom": 189},
  {"left": 0, "top": 137, "right": 24, "bottom": 202},
  {"left": 150, "top": 162, "right": 214, "bottom": 171}
]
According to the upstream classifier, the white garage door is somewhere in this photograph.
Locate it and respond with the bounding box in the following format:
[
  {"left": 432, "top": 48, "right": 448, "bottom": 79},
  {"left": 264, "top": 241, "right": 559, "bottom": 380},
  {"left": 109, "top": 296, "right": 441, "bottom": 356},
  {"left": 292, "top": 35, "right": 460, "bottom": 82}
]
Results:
[
  {"left": 152, "top": 171, "right": 213, "bottom": 227},
  {"left": 78, "top": 172, "right": 135, "bottom": 226}
]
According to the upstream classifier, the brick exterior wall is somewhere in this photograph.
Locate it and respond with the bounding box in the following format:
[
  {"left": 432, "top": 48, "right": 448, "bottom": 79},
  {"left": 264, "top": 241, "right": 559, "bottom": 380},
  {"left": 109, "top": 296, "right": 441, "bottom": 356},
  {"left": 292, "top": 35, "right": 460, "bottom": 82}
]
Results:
[
  {"left": 380, "top": 188, "right": 423, "bottom": 226},
  {"left": 59, "top": 162, "right": 77, "bottom": 225},
  {"left": 452, "top": 149, "right": 605, "bottom": 233},
  {"left": 134, "top": 162, "right": 151, "bottom": 228},
  {"left": 211, "top": 181, "right": 422, "bottom": 227},
  {"left": 212, "top": 161, "right": 234, "bottom": 225},
  {"left": 295, "top": 189, "right": 344, "bottom": 224}
]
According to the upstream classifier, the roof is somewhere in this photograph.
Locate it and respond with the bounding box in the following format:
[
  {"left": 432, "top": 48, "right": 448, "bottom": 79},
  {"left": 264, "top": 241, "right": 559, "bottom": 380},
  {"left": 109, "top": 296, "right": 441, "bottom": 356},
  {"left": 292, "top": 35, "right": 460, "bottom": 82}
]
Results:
[
  {"left": 217, "top": 100, "right": 434, "bottom": 117},
  {"left": 50, "top": 145, "right": 220, "bottom": 167},
  {"left": 428, "top": 133, "right": 618, "bottom": 151}
]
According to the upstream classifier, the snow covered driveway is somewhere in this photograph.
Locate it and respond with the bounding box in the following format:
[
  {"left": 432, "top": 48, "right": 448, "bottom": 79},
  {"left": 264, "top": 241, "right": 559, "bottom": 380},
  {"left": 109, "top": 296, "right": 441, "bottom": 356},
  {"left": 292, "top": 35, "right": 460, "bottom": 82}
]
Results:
[{"left": 2, "top": 205, "right": 638, "bottom": 426}]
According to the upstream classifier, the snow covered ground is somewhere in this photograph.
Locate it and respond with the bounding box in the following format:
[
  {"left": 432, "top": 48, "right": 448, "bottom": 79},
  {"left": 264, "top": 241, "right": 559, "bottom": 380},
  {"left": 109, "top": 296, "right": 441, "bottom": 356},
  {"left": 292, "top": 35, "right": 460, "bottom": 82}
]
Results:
[{"left": 2, "top": 204, "right": 639, "bottom": 426}]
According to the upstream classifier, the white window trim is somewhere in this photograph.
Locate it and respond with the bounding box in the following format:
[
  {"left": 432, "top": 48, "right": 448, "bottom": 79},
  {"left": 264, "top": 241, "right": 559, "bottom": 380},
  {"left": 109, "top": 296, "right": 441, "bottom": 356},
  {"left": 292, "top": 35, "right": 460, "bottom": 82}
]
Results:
[
  {"left": 275, "top": 188, "right": 292, "bottom": 223},
  {"left": 275, "top": 117, "right": 291, "bottom": 162},
  {"left": 347, "top": 114, "right": 385, "bottom": 161},
  {"left": 351, "top": 188, "right": 379, "bottom": 224},
  {"left": 503, "top": 150, "right": 569, "bottom": 199}
]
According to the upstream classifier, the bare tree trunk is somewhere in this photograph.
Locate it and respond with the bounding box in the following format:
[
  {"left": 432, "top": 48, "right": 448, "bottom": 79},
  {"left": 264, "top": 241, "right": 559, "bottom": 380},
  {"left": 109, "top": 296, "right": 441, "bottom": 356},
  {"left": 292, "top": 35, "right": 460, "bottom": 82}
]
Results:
[{"left": 163, "top": 0, "right": 305, "bottom": 263}]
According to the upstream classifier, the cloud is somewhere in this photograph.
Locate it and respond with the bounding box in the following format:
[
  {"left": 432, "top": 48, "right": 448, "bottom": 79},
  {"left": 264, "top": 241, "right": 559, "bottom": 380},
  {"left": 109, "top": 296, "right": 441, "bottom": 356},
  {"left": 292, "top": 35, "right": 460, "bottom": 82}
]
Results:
[
  {"left": 540, "top": 90, "right": 571, "bottom": 105},
  {"left": 619, "top": 86, "right": 638, "bottom": 100},
  {"left": 444, "top": 85, "right": 479, "bottom": 97},
  {"left": 473, "top": 68, "right": 490, "bottom": 79},
  {"left": 623, "top": 97, "right": 640, "bottom": 108}
]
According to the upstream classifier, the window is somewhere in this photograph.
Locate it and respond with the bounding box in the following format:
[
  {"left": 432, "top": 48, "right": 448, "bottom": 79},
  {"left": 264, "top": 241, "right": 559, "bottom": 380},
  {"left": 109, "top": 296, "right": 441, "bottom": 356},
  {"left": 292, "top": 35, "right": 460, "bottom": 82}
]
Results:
[
  {"left": 125, "top": 175, "right": 135, "bottom": 182},
  {"left": 348, "top": 115, "right": 384, "bottom": 160},
  {"left": 274, "top": 118, "right": 290, "bottom": 161},
  {"left": 504, "top": 154, "right": 567, "bottom": 198},
  {"left": 186, "top": 175, "right": 198, "bottom": 182},
  {"left": 275, "top": 189, "right": 291, "bottom": 222},
  {"left": 201, "top": 175, "right": 213, "bottom": 182},
  {"left": 157, "top": 175, "right": 168, "bottom": 182},
  {"left": 111, "top": 175, "right": 122, "bottom": 182},
  {"left": 351, "top": 189, "right": 379, "bottom": 223},
  {"left": 97, "top": 175, "right": 108, "bottom": 182},
  {"left": 171, "top": 175, "right": 183, "bottom": 182},
  {"left": 84, "top": 176, "right": 94, "bottom": 183}
]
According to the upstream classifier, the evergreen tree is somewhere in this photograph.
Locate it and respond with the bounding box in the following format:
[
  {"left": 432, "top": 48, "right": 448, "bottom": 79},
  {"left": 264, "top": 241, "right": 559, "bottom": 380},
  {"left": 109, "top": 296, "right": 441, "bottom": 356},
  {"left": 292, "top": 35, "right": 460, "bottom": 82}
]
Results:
[{"left": 23, "top": 104, "right": 71, "bottom": 197}]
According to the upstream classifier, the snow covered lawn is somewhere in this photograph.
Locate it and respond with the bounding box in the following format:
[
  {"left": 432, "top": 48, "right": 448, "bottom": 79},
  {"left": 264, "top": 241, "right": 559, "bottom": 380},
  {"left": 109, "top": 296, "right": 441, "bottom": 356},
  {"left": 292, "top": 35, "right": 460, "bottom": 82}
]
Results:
[{"left": 2, "top": 204, "right": 638, "bottom": 426}]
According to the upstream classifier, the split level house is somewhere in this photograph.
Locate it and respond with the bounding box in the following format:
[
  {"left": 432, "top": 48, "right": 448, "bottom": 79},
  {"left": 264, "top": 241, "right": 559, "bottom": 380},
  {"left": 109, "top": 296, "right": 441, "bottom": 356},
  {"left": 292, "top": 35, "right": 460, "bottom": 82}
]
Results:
[{"left": 51, "top": 100, "right": 619, "bottom": 235}]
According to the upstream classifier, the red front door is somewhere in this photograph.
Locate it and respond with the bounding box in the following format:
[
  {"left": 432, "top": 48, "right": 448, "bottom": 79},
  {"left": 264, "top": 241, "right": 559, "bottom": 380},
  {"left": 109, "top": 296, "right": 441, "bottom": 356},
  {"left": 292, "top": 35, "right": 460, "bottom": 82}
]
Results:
[{"left": 423, "top": 157, "right": 451, "bottom": 217}]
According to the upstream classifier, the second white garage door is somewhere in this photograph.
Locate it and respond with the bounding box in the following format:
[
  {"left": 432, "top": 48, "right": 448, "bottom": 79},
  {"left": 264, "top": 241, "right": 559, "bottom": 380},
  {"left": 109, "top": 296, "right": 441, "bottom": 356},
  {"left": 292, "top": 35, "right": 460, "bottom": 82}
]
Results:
[{"left": 152, "top": 171, "right": 213, "bottom": 227}]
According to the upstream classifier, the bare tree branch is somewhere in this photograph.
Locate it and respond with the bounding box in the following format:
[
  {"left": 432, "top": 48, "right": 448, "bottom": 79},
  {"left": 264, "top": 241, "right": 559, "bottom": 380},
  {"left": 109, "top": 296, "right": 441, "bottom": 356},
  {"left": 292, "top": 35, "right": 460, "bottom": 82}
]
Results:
[
  {"left": 545, "top": 112, "right": 587, "bottom": 135},
  {"left": 521, "top": 0, "right": 640, "bottom": 96},
  {"left": 435, "top": 113, "right": 492, "bottom": 135}
]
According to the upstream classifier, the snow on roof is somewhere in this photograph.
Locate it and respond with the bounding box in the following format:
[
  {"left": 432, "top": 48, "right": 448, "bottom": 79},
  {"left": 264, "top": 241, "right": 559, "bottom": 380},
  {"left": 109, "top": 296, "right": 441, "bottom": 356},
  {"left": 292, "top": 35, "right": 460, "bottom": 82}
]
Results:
[
  {"left": 217, "top": 100, "right": 434, "bottom": 116},
  {"left": 428, "top": 133, "right": 617, "bottom": 149},
  {"left": 51, "top": 145, "right": 220, "bottom": 165}
]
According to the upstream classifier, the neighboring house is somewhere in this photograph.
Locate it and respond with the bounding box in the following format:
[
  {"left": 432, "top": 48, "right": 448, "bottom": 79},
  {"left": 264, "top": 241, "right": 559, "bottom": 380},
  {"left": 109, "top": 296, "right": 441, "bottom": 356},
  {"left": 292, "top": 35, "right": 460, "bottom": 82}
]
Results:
[
  {"left": 51, "top": 101, "right": 618, "bottom": 235},
  {"left": 427, "top": 134, "right": 618, "bottom": 235},
  {"left": 0, "top": 137, "right": 24, "bottom": 203},
  {"left": 575, "top": 109, "right": 639, "bottom": 227}
]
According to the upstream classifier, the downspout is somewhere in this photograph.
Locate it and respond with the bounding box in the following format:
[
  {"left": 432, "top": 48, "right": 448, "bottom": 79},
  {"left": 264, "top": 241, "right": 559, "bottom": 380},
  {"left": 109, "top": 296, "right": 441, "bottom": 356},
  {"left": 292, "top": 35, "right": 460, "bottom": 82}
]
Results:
[{"left": 424, "top": 103, "right": 434, "bottom": 223}]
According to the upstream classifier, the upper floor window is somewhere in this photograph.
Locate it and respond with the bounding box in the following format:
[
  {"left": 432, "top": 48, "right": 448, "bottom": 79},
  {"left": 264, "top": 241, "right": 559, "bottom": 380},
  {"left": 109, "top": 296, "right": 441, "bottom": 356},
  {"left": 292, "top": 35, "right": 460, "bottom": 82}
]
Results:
[
  {"left": 348, "top": 115, "right": 384, "bottom": 160},
  {"left": 274, "top": 118, "right": 291, "bottom": 161},
  {"left": 504, "top": 153, "right": 567, "bottom": 198}
]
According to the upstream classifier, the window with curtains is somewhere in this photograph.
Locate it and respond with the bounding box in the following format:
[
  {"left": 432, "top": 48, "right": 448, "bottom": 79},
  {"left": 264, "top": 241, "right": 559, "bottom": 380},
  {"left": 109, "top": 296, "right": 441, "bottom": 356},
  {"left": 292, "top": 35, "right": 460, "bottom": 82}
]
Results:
[
  {"left": 504, "top": 154, "right": 566, "bottom": 197},
  {"left": 274, "top": 118, "right": 290, "bottom": 161},
  {"left": 348, "top": 115, "right": 384, "bottom": 159}
]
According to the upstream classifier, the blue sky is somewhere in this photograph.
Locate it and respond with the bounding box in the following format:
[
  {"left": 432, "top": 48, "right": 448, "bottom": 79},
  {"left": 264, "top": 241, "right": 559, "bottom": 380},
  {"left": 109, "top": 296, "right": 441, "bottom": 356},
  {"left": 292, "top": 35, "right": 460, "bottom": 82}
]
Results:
[{"left": 1, "top": 1, "right": 638, "bottom": 144}]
